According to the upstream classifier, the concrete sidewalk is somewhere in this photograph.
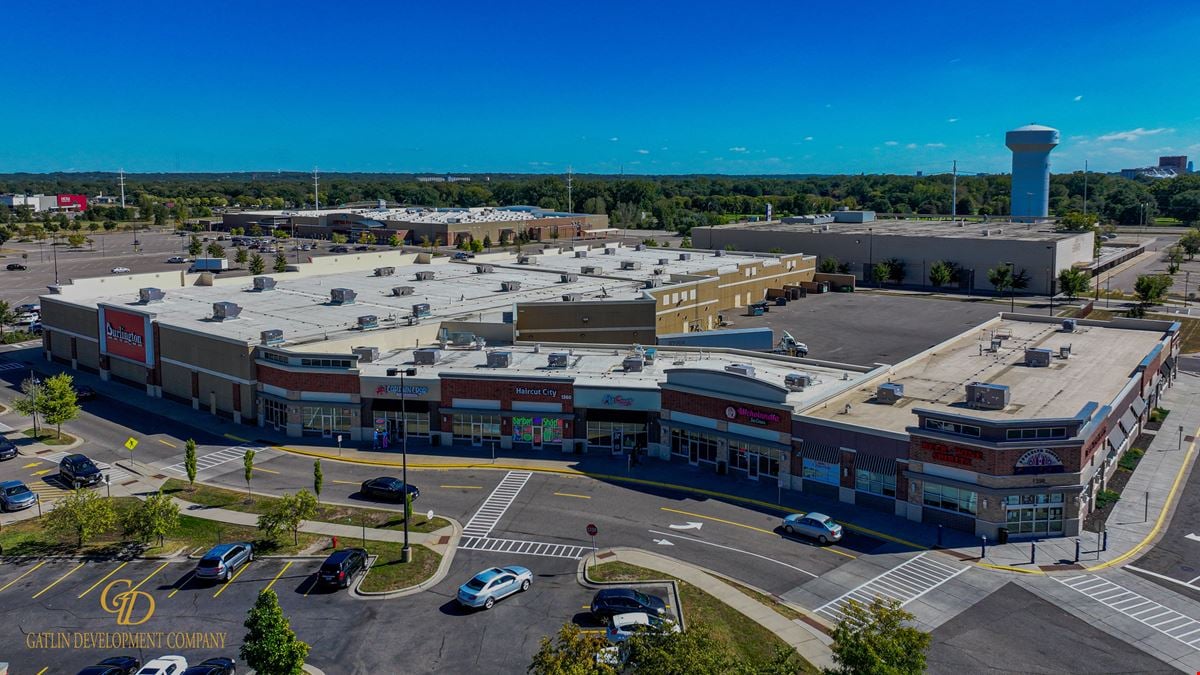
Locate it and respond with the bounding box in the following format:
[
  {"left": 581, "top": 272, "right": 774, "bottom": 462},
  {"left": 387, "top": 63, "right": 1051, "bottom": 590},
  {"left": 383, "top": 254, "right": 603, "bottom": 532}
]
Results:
[{"left": 588, "top": 547, "right": 835, "bottom": 670}]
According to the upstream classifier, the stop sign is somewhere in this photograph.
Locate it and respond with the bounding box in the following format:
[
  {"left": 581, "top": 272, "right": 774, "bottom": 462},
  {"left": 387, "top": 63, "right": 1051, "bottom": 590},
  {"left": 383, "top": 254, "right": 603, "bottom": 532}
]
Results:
[{"left": 586, "top": 523, "right": 598, "bottom": 537}]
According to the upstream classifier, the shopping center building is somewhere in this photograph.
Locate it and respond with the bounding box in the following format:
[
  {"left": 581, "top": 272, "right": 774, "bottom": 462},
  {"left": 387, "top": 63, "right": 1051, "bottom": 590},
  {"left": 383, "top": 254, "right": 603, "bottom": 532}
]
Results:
[{"left": 36, "top": 245, "right": 1178, "bottom": 539}]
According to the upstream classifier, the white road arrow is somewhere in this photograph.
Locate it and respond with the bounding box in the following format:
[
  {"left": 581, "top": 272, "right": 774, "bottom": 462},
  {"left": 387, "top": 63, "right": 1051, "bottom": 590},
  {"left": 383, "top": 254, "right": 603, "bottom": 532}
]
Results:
[
  {"left": 653, "top": 538, "right": 675, "bottom": 546},
  {"left": 1185, "top": 533, "right": 1200, "bottom": 543},
  {"left": 669, "top": 522, "right": 703, "bottom": 531}
]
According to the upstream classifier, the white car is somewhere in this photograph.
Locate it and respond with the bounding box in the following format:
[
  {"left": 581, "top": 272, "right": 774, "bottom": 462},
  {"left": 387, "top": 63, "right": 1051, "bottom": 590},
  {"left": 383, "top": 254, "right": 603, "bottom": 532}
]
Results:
[
  {"left": 606, "top": 612, "right": 679, "bottom": 643},
  {"left": 111, "top": 266, "right": 131, "bottom": 274},
  {"left": 781, "top": 512, "right": 844, "bottom": 544},
  {"left": 136, "top": 655, "right": 188, "bottom": 674}
]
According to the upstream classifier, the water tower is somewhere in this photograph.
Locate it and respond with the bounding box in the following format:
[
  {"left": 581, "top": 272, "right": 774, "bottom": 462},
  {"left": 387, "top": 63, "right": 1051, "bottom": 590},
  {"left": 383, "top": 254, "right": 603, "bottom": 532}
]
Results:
[{"left": 1005, "top": 124, "right": 1059, "bottom": 222}]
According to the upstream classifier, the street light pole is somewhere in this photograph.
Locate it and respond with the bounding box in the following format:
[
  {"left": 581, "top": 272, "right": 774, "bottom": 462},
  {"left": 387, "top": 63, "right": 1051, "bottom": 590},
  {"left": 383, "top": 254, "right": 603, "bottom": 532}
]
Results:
[
  {"left": 1047, "top": 245, "right": 1056, "bottom": 316},
  {"left": 400, "top": 366, "right": 415, "bottom": 563},
  {"left": 1006, "top": 261, "right": 1015, "bottom": 312}
]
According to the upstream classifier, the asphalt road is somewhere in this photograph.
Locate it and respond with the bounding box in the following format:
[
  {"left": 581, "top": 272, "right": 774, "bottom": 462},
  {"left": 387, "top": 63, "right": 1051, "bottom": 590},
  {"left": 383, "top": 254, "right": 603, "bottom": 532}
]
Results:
[
  {"left": 1128, "top": 438, "right": 1200, "bottom": 602},
  {"left": 742, "top": 292, "right": 1003, "bottom": 366}
]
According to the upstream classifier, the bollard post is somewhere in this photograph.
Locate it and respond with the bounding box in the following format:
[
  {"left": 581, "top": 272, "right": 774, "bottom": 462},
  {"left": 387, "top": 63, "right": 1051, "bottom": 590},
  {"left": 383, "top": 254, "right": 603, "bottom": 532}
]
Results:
[
  {"left": 1145, "top": 491, "right": 1149, "bottom": 522},
  {"left": 1030, "top": 541, "right": 1036, "bottom": 565},
  {"left": 1074, "top": 538, "right": 1080, "bottom": 563},
  {"left": 937, "top": 524, "right": 943, "bottom": 549},
  {"left": 981, "top": 535, "right": 987, "bottom": 560},
  {"left": 1103, "top": 529, "right": 1109, "bottom": 551}
]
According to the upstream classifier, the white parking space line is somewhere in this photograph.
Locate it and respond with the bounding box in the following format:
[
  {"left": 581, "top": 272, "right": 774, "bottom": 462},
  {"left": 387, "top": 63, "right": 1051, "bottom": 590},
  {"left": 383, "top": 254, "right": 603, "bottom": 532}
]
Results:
[
  {"left": 164, "top": 445, "right": 266, "bottom": 476},
  {"left": 459, "top": 536, "right": 588, "bottom": 560},
  {"left": 815, "top": 552, "right": 967, "bottom": 622},
  {"left": 1057, "top": 574, "right": 1200, "bottom": 649},
  {"left": 460, "top": 471, "right": 532, "bottom": 537}
]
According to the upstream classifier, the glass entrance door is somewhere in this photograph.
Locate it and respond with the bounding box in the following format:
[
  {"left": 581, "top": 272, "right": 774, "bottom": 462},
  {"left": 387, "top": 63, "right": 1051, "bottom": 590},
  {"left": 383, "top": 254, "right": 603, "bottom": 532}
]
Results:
[
  {"left": 471, "top": 423, "right": 483, "bottom": 447},
  {"left": 532, "top": 426, "right": 543, "bottom": 449},
  {"left": 688, "top": 439, "right": 699, "bottom": 465},
  {"left": 747, "top": 450, "right": 760, "bottom": 479},
  {"left": 320, "top": 414, "right": 333, "bottom": 438}
]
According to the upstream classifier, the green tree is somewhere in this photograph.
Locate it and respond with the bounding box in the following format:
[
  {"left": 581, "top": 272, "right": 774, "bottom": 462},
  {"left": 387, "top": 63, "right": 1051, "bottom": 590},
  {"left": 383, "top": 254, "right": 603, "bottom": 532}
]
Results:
[
  {"left": 331, "top": 232, "right": 348, "bottom": 245},
  {"left": 612, "top": 202, "right": 643, "bottom": 231},
  {"left": 1057, "top": 211, "right": 1097, "bottom": 232},
  {"left": 470, "top": 238, "right": 485, "bottom": 253},
  {"left": 273, "top": 253, "right": 288, "bottom": 273},
  {"left": 234, "top": 246, "right": 249, "bottom": 265},
  {"left": 1178, "top": 228, "right": 1200, "bottom": 259},
  {"left": 1012, "top": 267, "right": 1031, "bottom": 290},
  {"left": 184, "top": 438, "right": 198, "bottom": 489},
  {"left": 0, "top": 300, "right": 14, "bottom": 338},
  {"left": 248, "top": 224, "right": 264, "bottom": 237},
  {"left": 1166, "top": 245, "right": 1185, "bottom": 274},
  {"left": 240, "top": 589, "right": 310, "bottom": 675},
  {"left": 12, "top": 376, "right": 46, "bottom": 436},
  {"left": 987, "top": 264, "right": 1014, "bottom": 294},
  {"left": 124, "top": 489, "right": 180, "bottom": 547},
  {"left": 387, "top": 233, "right": 402, "bottom": 247},
  {"left": 1170, "top": 190, "right": 1200, "bottom": 223},
  {"left": 41, "top": 373, "right": 80, "bottom": 439},
  {"left": 257, "top": 491, "right": 318, "bottom": 545},
  {"left": 206, "top": 242, "right": 225, "bottom": 259},
  {"left": 871, "top": 262, "right": 891, "bottom": 287},
  {"left": 243, "top": 449, "right": 255, "bottom": 500},
  {"left": 67, "top": 233, "right": 87, "bottom": 248},
  {"left": 529, "top": 623, "right": 617, "bottom": 675},
  {"left": 187, "top": 235, "right": 203, "bottom": 257},
  {"left": 1134, "top": 274, "right": 1173, "bottom": 307},
  {"left": 313, "top": 460, "right": 323, "bottom": 499},
  {"left": 45, "top": 489, "right": 117, "bottom": 548},
  {"left": 929, "top": 260, "right": 954, "bottom": 288},
  {"left": 884, "top": 258, "right": 906, "bottom": 284},
  {"left": 357, "top": 231, "right": 376, "bottom": 245},
  {"left": 249, "top": 253, "right": 266, "bottom": 275},
  {"left": 482, "top": 234, "right": 493, "bottom": 249},
  {"left": 103, "top": 220, "right": 118, "bottom": 231},
  {"left": 825, "top": 597, "right": 931, "bottom": 675},
  {"left": 1057, "top": 268, "right": 1090, "bottom": 299}
]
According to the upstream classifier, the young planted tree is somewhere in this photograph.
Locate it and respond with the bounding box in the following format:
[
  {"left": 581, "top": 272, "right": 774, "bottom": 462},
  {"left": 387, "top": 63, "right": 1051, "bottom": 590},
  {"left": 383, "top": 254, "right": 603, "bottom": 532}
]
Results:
[
  {"left": 313, "top": 459, "right": 323, "bottom": 499},
  {"left": 249, "top": 253, "right": 266, "bottom": 275},
  {"left": 1057, "top": 268, "right": 1091, "bottom": 299},
  {"left": 1178, "top": 228, "right": 1200, "bottom": 259},
  {"left": 0, "top": 300, "right": 15, "bottom": 338},
  {"left": 529, "top": 623, "right": 615, "bottom": 674},
  {"left": 387, "top": 233, "right": 402, "bottom": 248},
  {"left": 884, "top": 258, "right": 907, "bottom": 284},
  {"left": 987, "top": 264, "right": 1014, "bottom": 294},
  {"left": 1134, "top": 274, "right": 1173, "bottom": 307},
  {"left": 184, "top": 438, "right": 198, "bottom": 489},
  {"left": 257, "top": 491, "right": 318, "bottom": 546},
  {"left": 357, "top": 231, "right": 376, "bottom": 246},
  {"left": 125, "top": 489, "right": 181, "bottom": 547},
  {"left": 928, "top": 260, "right": 954, "bottom": 288},
  {"left": 235, "top": 247, "right": 249, "bottom": 265},
  {"left": 871, "top": 262, "right": 892, "bottom": 288},
  {"left": 187, "top": 235, "right": 203, "bottom": 257},
  {"left": 331, "top": 232, "right": 348, "bottom": 245},
  {"left": 241, "top": 589, "right": 310, "bottom": 675},
  {"left": 12, "top": 376, "right": 46, "bottom": 436},
  {"left": 826, "top": 597, "right": 932, "bottom": 675},
  {"left": 243, "top": 449, "right": 256, "bottom": 501},
  {"left": 41, "top": 373, "right": 81, "bottom": 440},
  {"left": 45, "top": 489, "right": 117, "bottom": 548},
  {"left": 273, "top": 253, "right": 288, "bottom": 273},
  {"left": 482, "top": 234, "right": 492, "bottom": 249}
]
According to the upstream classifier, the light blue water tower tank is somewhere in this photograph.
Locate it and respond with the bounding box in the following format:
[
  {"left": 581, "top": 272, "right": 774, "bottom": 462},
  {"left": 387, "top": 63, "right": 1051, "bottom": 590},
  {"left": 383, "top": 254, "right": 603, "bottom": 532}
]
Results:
[{"left": 1005, "top": 124, "right": 1059, "bottom": 222}]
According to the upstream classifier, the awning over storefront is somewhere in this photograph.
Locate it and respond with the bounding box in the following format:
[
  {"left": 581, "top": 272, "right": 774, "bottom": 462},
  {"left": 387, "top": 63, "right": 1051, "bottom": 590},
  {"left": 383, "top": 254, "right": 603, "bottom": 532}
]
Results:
[
  {"left": 855, "top": 453, "right": 898, "bottom": 475},
  {"left": 797, "top": 440, "right": 842, "bottom": 465},
  {"left": 1119, "top": 408, "right": 1139, "bottom": 435},
  {"left": 1131, "top": 396, "right": 1148, "bottom": 418},
  {"left": 664, "top": 420, "right": 792, "bottom": 451},
  {"left": 1108, "top": 425, "right": 1129, "bottom": 453}
]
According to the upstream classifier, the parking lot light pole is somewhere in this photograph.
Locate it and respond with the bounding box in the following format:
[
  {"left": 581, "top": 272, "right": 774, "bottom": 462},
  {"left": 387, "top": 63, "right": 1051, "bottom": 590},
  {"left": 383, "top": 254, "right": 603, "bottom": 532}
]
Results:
[
  {"left": 1005, "top": 261, "right": 1015, "bottom": 312},
  {"left": 401, "top": 367, "right": 416, "bottom": 564}
]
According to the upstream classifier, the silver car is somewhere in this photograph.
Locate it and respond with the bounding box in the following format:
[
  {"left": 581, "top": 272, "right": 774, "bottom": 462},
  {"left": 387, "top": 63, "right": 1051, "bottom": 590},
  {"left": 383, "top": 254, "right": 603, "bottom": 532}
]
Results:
[
  {"left": 781, "top": 512, "right": 844, "bottom": 544},
  {"left": 195, "top": 542, "right": 254, "bottom": 581},
  {"left": 456, "top": 566, "right": 532, "bottom": 609}
]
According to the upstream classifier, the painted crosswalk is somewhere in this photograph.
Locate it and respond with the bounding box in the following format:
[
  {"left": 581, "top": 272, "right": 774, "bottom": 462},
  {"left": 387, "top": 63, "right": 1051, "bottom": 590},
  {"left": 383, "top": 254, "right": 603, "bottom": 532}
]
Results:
[
  {"left": 459, "top": 536, "right": 588, "bottom": 560},
  {"left": 0, "top": 360, "right": 27, "bottom": 372},
  {"left": 815, "top": 552, "right": 968, "bottom": 622},
  {"left": 164, "top": 445, "right": 265, "bottom": 476},
  {"left": 461, "top": 471, "right": 532, "bottom": 537},
  {"left": 96, "top": 461, "right": 134, "bottom": 484},
  {"left": 1057, "top": 575, "right": 1200, "bottom": 650}
]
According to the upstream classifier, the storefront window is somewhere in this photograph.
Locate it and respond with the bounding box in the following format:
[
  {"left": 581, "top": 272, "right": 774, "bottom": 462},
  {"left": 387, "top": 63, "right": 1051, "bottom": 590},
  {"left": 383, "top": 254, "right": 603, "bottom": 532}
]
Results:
[
  {"left": 587, "top": 421, "right": 646, "bottom": 450},
  {"left": 512, "top": 416, "right": 564, "bottom": 445},
  {"left": 729, "top": 440, "right": 782, "bottom": 478},
  {"left": 855, "top": 469, "right": 896, "bottom": 497},
  {"left": 452, "top": 414, "right": 502, "bottom": 442},
  {"left": 802, "top": 458, "right": 839, "bottom": 485},
  {"left": 922, "top": 483, "right": 977, "bottom": 515},
  {"left": 263, "top": 398, "right": 287, "bottom": 429},
  {"left": 376, "top": 410, "right": 430, "bottom": 438},
  {"left": 300, "top": 405, "right": 351, "bottom": 437},
  {"left": 1003, "top": 493, "right": 1065, "bottom": 533},
  {"left": 667, "top": 427, "right": 719, "bottom": 464}
]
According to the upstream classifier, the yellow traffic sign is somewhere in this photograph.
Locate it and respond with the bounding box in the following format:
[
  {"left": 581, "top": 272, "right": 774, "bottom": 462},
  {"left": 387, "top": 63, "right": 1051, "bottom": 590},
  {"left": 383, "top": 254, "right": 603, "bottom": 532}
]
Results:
[{"left": 124, "top": 437, "right": 138, "bottom": 451}]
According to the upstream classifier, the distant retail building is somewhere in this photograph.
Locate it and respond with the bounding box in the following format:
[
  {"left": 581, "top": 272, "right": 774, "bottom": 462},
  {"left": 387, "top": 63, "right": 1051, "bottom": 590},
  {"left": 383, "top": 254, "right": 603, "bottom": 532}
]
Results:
[
  {"left": 1122, "top": 155, "right": 1190, "bottom": 179},
  {"left": 691, "top": 210, "right": 1093, "bottom": 296},
  {"left": 1, "top": 193, "right": 88, "bottom": 212}
]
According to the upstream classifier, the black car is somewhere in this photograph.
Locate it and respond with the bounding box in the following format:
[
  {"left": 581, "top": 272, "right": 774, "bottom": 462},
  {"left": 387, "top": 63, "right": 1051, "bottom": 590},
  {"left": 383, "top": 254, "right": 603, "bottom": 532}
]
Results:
[
  {"left": 354, "top": 245, "right": 371, "bottom": 251},
  {"left": 0, "top": 438, "right": 17, "bottom": 461},
  {"left": 6, "top": 263, "right": 27, "bottom": 271},
  {"left": 75, "top": 384, "right": 97, "bottom": 401},
  {"left": 181, "top": 657, "right": 236, "bottom": 675},
  {"left": 76, "top": 656, "right": 140, "bottom": 675},
  {"left": 60, "top": 453, "right": 103, "bottom": 488},
  {"left": 590, "top": 588, "right": 667, "bottom": 620},
  {"left": 359, "top": 476, "right": 419, "bottom": 502},
  {"left": 330, "top": 245, "right": 349, "bottom": 253},
  {"left": 318, "top": 548, "right": 368, "bottom": 588}
]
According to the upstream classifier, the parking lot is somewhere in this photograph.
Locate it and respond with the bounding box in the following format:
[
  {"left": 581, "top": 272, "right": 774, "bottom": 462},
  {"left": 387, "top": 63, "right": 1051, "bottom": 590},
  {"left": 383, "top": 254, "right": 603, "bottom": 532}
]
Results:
[
  {"left": 1128, "top": 444, "right": 1200, "bottom": 603},
  {"left": 738, "top": 291, "right": 1004, "bottom": 366}
]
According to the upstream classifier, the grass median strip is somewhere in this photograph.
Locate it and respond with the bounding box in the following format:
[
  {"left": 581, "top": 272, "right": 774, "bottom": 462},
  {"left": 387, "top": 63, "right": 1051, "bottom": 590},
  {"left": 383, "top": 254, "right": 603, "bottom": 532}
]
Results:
[
  {"left": 161, "top": 478, "right": 450, "bottom": 534},
  {"left": 21, "top": 429, "right": 77, "bottom": 446},
  {"left": 358, "top": 542, "right": 441, "bottom": 593},
  {"left": 588, "top": 561, "right": 816, "bottom": 672}
]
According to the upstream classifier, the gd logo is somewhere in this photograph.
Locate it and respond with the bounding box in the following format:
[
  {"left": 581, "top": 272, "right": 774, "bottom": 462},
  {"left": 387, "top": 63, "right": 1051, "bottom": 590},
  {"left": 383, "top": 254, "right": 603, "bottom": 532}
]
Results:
[{"left": 100, "top": 579, "right": 156, "bottom": 626}]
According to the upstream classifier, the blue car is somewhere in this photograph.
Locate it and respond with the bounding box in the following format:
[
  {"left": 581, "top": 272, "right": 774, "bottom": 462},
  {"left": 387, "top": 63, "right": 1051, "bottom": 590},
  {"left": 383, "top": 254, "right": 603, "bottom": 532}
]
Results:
[
  {"left": 195, "top": 543, "right": 254, "bottom": 582},
  {"left": 0, "top": 438, "right": 17, "bottom": 461},
  {"left": 0, "top": 480, "right": 36, "bottom": 511},
  {"left": 456, "top": 566, "right": 532, "bottom": 610}
]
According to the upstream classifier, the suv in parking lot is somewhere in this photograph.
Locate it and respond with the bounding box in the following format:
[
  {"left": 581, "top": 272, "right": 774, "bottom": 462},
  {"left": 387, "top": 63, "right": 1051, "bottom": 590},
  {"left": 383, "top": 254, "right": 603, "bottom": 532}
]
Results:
[
  {"left": 318, "top": 548, "right": 368, "bottom": 589},
  {"left": 0, "top": 438, "right": 17, "bottom": 461},
  {"left": 60, "top": 453, "right": 103, "bottom": 488},
  {"left": 195, "top": 543, "right": 253, "bottom": 582},
  {"left": 590, "top": 588, "right": 667, "bottom": 620}
]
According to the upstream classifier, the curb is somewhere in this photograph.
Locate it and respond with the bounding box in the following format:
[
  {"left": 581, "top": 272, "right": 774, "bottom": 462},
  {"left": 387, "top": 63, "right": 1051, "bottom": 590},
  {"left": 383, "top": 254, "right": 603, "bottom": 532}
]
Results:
[
  {"left": 577, "top": 548, "right": 686, "bottom": 632},
  {"left": 353, "top": 517, "right": 462, "bottom": 600}
]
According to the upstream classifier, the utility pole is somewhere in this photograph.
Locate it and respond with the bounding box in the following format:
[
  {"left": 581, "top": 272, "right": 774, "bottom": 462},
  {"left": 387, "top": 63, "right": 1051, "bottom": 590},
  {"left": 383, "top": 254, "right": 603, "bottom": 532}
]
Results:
[
  {"left": 566, "top": 165, "right": 573, "bottom": 214},
  {"left": 1082, "top": 160, "right": 1088, "bottom": 215},
  {"left": 118, "top": 168, "right": 126, "bottom": 209},
  {"left": 313, "top": 167, "right": 320, "bottom": 212},
  {"left": 951, "top": 160, "right": 958, "bottom": 219}
]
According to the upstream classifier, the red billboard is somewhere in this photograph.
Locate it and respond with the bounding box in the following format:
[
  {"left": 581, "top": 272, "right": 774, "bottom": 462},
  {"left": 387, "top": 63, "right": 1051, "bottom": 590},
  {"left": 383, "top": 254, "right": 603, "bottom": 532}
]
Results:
[
  {"left": 100, "top": 307, "right": 151, "bottom": 364},
  {"left": 56, "top": 194, "right": 88, "bottom": 211}
]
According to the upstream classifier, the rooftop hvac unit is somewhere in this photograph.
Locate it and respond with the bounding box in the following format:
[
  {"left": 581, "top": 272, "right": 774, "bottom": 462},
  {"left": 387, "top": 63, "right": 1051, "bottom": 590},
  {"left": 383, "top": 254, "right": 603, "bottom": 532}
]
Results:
[
  {"left": 714, "top": 249, "right": 726, "bottom": 257},
  {"left": 212, "top": 301, "right": 242, "bottom": 321},
  {"left": 517, "top": 255, "right": 537, "bottom": 264},
  {"left": 1059, "top": 344, "right": 1072, "bottom": 359},
  {"left": 990, "top": 338, "right": 1003, "bottom": 352},
  {"left": 1061, "top": 319, "right": 1078, "bottom": 332},
  {"left": 581, "top": 266, "right": 599, "bottom": 274},
  {"left": 330, "top": 288, "right": 356, "bottom": 304},
  {"left": 653, "top": 268, "right": 665, "bottom": 275},
  {"left": 785, "top": 372, "right": 815, "bottom": 391},
  {"left": 1025, "top": 347, "right": 1052, "bottom": 367},
  {"left": 659, "top": 258, "right": 670, "bottom": 266},
  {"left": 634, "top": 244, "right": 646, "bottom": 251},
  {"left": 644, "top": 278, "right": 663, "bottom": 288},
  {"left": 724, "top": 363, "right": 755, "bottom": 378},
  {"left": 392, "top": 286, "right": 415, "bottom": 296},
  {"left": 560, "top": 273, "right": 578, "bottom": 283},
  {"left": 575, "top": 250, "right": 588, "bottom": 258},
  {"left": 679, "top": 253, "right": 692, "bottom": 261},
  {"left": 623, "top": 355, "right": 645, "bottom": 372},
  {"left": 966, "top": 381, "right": 1010, "bottom": 410},
  {"left": 562, "top": 293, "right": 582, "bottom": 302},
  {"left": 260, "top": 329, "right": 284, "bottom": 346},
  {"left": 357, "top": 315, "right": 380, "bottom": 330},
  {"left": 252, "top": 276, "right": 276, "bottom": 291},
  {"left": 620, "top": 260, "right": 643, "bottom": 270},
  {"left": 876, "top": 382, "right": 904, "bottom": 403},
  {"left": 547, "top": 352, "right": 570, "bottom": 368},
  {"left": 412, "top": 303, "right": 432, "bottom": 318},
  {"left": 414, "top": 271, "right": 435, "bottom": 281},
  {"left": 604, "top": 247, "right": 617, "bottom": 255},
  {"left": 138, "top": 287, "right": 165, "bottom": 303},
  {"left": 486, "top": 350, "right": 512, "bottom": 368},
  {"left": 374, "top": 267, "right": 395, "bottom": 277},
  {"left": 501, "top": 281, "right": 521, "bottom": 292},
  {"left": 413, "top": 348, "right": 442, "bottom": 365},
  {"left": 475, "top": 264, "right": 495, "bottom": 274},
  {"left": 353, "top": 346, "right": 379, "bottom": 363}
]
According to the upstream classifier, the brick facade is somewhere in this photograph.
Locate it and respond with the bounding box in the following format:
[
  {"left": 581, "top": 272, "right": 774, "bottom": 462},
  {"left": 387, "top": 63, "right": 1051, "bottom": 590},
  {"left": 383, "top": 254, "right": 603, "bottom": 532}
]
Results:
[
  {"left": 909, "top": 435, "right": 1083, "bottom": 475},
  {"left": 257, "top": 365, "right": 359, "bottom": 394},
  {"left": 661, "top": 389, "right": 791, "bottom": 433}
]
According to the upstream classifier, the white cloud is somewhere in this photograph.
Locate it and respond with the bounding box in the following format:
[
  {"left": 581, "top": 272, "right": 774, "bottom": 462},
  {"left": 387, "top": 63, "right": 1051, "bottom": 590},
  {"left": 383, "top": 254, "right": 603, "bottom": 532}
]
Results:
[
  {"left": 636, "top": 149, "right": 650, "bottom": 154},
  {"left": 1097, "top": 127, "right": 1174, "bottom": 142},
  {"left": 728, "top": 146, "right": 748, "bottom": 153},
  {"left": 905, "top": 143, "right": 918, "bottom": 150},
  {"left": 659, "top": 146, "right": 669, "bottom": 151},
  {"left": 609, "top": 137, "right": 620, "bottom": 142},
  {"left": 884, "top": 140, "right": 899, "bottom": 146},
  {"left": 947, "top": 118, "right": 958, "bottom": 123},
  {"left": 926, "top": 142, "right": 946, "bottom": 148},
  {"left": 1073, "top": 95, "right": 1083, "bottom": 102},
  {"left": 804, "top": 136, "right": 814, "bottom": 141},
  {"left": 698, "top": 150, "right": 708, "bottom": 154}
]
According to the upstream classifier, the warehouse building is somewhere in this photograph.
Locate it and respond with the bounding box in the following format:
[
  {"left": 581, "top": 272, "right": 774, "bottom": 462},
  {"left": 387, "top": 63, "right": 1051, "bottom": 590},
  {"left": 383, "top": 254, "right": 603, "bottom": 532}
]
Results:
[
  {"left": 220, "top": 205, "right": 610, "bottom": 245},
  {"left": 691, "top": 211, "right": 1094, "bottom": 296}
]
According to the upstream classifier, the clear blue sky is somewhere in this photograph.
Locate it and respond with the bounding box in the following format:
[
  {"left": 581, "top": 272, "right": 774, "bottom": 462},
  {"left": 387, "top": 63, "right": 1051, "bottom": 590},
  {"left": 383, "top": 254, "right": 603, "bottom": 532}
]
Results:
[{"left": 3, "top": 0, "right": 1197, "bottom": 175}]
